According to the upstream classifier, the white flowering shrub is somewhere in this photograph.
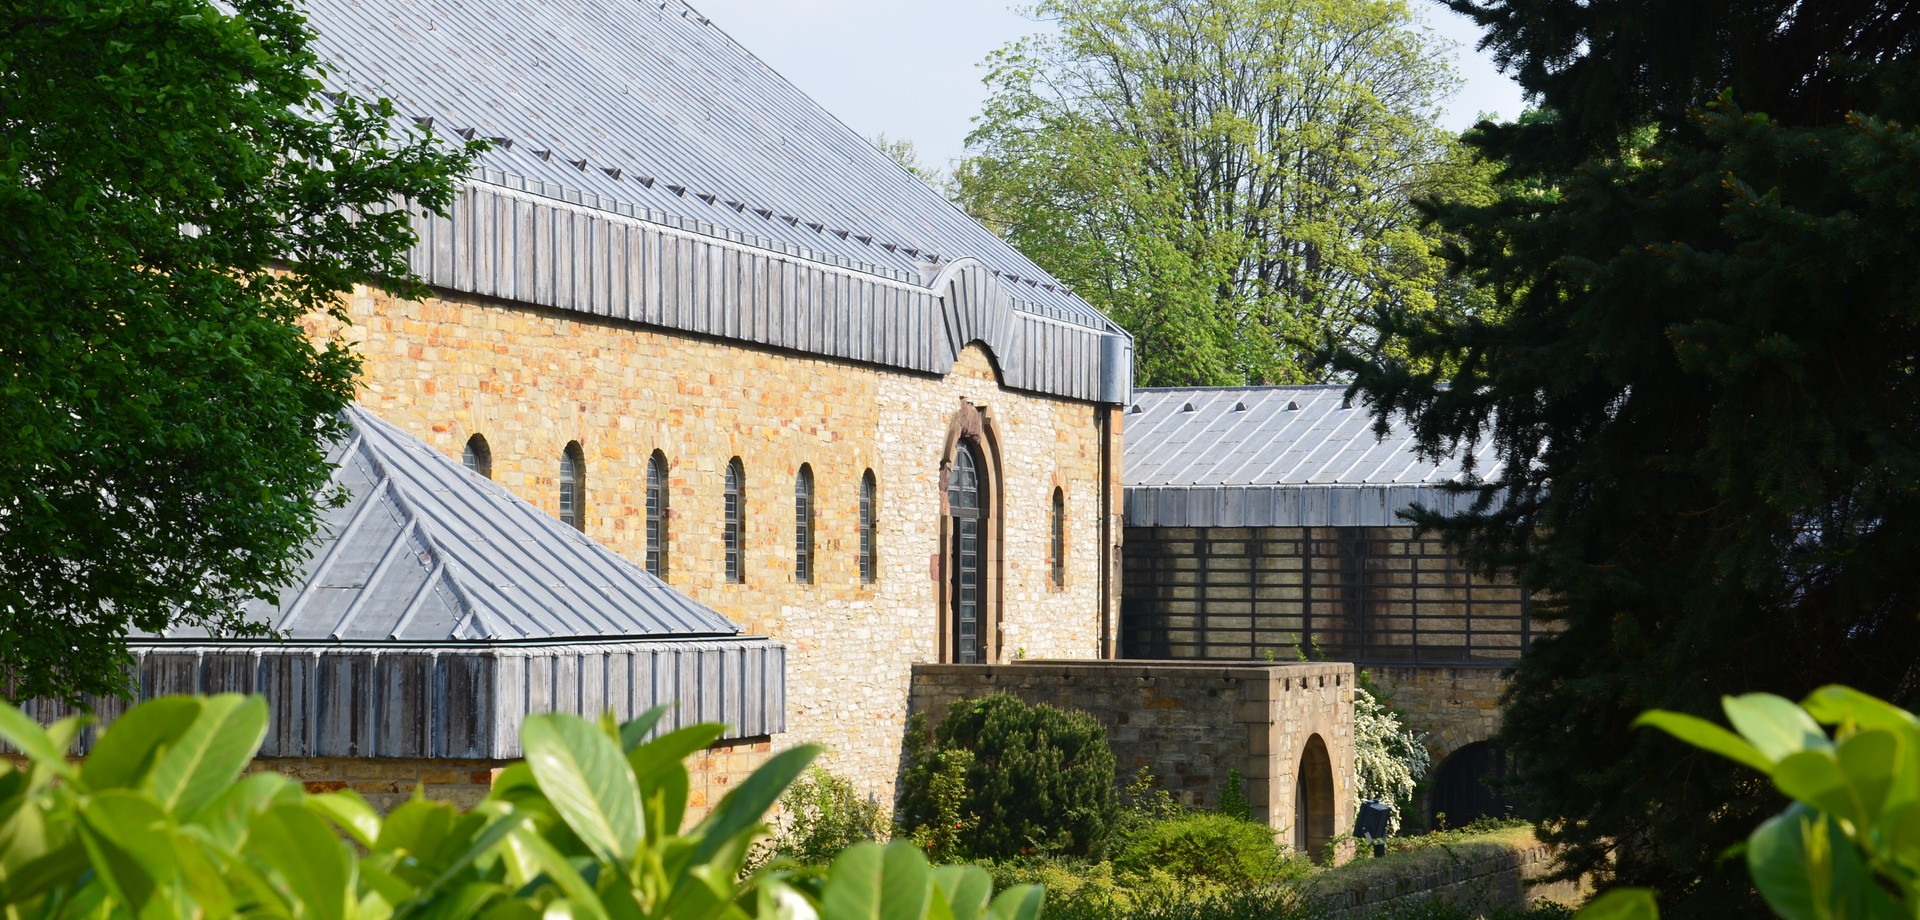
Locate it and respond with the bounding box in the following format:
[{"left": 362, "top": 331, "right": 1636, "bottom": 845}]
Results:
[{"left": 1352, "top": 685, "right": 1432, "bottom": 835}]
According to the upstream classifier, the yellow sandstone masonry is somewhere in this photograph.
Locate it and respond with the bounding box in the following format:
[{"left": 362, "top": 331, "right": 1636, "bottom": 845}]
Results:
[{"left": 331, "top": 286, "right": 1120, "bottom": 799}]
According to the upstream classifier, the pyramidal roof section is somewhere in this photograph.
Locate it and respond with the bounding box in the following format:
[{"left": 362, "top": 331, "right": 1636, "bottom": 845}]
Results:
[
  {"left": 297, "top": 0, "right": 1113, "bottom": 330},
  {"left": 150, "top": 406, "right": 740, "bottom": 644}
]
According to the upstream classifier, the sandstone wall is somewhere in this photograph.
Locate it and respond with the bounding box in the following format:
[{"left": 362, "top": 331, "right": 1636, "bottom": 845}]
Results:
[
  {"left": 333, "top": 286, "right": 1120, "bottom": 798},
  {"left": 907, "top": 661, "right": 1355, "bottom": 854},
  {"left": 1366, "top": 665, "right": 1508, "bottom": 760}
]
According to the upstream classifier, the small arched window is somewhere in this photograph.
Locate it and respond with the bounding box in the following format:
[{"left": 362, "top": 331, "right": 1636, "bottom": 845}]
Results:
[
  {"left": 724, "top": 458, "right": 745, "bottom": 584},
  {"left": 858, "top": 469, "right": 877, "bottom": 584},
  {"left": 645, "top": 451, "right": 669, "bottom": 578},
  {"left": 559, "top": 441, "right": 585, "bottom": 531},
  {"left": 462, "top": 434, "right": 492, "bottom": 480},
  {"left": 793, "top": 464, "right": 815, "bottom": 584},
  {"left": 1050, "top": 487, "right": 1066, "bottom": 587}
]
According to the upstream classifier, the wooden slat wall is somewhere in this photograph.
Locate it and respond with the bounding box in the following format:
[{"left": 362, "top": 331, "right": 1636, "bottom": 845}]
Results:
[
  {"left": 407, "top": 185, "right": 1130, "bottom": 404},
  {"left": 6, "top": 640, "right": 785, "bottom": 760}
]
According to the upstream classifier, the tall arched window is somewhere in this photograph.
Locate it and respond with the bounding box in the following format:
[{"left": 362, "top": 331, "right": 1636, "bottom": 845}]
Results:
[
  {"left": 559, "top": 441, "right": 585, "bottom": 531},
  {"left": 724, "top": 458, "right": 745, "bottom": 584},
  {"left": 793, "top": 464, "right": 814, "bottom": 584},
  {"left": 947, "top": 441, "right": 986, "bottom": 663},
  {"left": 645, "top": 451, "right": 669, "bottom": 578},
  {"left": 858, "top": 470, "right": 877, "bottom": 584},
  {"left": 1050, "top": 487, "right": 1066, "bottom": 587},
  {"left": 462, "top": 434, "right": 492, "bottom": 480}
]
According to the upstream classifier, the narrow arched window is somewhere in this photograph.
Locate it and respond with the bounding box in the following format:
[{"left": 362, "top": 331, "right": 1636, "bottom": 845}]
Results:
[
  {"left": 645, "top": 451, "right": 669, "bottom": 578},
  {"left": 793, "top": 464, "right": 815, "bottom": 584},
  {"left": 724, "top": 458, "right": 745, "bottom": 584},
  {"left": 858, "top": 469, "right": 877, "bottom": 584},
  {"left": 462, "top": 434, "right": 492, "bottom": 480},
  {"left": 559, "top": 441, "right": 585, "bottom": 531},
  {"left": 1050, "top": 487, "right": 1066, "bottom": 587}
]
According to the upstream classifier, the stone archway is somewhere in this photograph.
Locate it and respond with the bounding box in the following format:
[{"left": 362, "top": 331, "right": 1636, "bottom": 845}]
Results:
[{"left": 1294, "top": 733, "right": 1336, "bottom": 858}]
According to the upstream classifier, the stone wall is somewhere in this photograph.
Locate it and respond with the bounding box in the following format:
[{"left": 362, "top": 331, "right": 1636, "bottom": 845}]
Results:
[
  {"left": 330, "top": 286, "right": 1121, "bottom": 798},
  {"left": 1307, "top": 831, "right": 1584, "bottom": 918},
  {"left": 1366, "top": 665, "right": 1508, "bottom": 760},
  {"left": 907, "top": 661, "right": 1354, "bottom": 854}
]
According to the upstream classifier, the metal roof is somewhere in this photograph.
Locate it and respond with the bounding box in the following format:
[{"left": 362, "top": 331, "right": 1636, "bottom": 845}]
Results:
[
  {"left": 148, "top": 405, "right": 740, "bottom": 643},
  {"left": 1122, "top": 386, "right": 1501, "bottom": 528},
  {"left": 299, "top": 0, "right": 1115, "bottom": 332}
]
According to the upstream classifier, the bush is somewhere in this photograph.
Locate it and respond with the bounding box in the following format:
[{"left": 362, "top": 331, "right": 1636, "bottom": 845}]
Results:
[
  {"left": 1112, "top": 812, "right": 1308, "bottom": 888},
  {"left": 1352, "top": 685, "right": 1431, "bottom": 835},
  {"left": 0, "top": 694, "right": 1044, "bottom": 920},
  {"left": 753, "top": 765, "right": 885, "bottom": 867},
  {"left": 900, "top": 693, "right": 1119, "bottom": 859}
]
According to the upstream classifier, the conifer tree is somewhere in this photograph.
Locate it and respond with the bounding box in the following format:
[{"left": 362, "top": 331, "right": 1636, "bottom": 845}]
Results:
[{"left": 1339, "top": 2, "right": 1920, "bottom": 913}]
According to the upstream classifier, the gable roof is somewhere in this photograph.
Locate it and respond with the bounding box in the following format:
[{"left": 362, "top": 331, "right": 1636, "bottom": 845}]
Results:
[
  {"left": 299, "top": 0, "right": 1134, "bottom": 403},
  {"left": 149, "top": 405, "right": 739, "bottom": 644},
  {"left": 1123, "top": 386, "right": 1501, "bottom": 528}
]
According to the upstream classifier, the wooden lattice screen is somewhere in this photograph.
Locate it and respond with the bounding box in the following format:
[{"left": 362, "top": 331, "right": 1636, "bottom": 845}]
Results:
[{"left": 1121, "top": 526, "right": 1533, "bottom": 663}]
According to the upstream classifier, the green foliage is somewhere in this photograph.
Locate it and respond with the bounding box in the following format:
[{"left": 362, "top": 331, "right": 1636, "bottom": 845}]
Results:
[
  {"left": 1588, "top": 686, "right": 1920, "bottom": 920},
  {"left": 754, "top": 766, "right": 886, "bottom": 868},
  {"left": 1216, "top": 769, "right": 1250, "bottom": 822},
  {"left": 1351, "top": 687, "right": 1431, "bottom": 835},
  {"left": 0, "top": 0, "right": 480, "bottom": 702},
  {"left": 900, "top": 695, "right": 1118, "bottom": 859},
  {"left": 0, "top": 694, "right": 1045, "bottom": 920},
  {"left": 953, "top": 0, "right": 1493, "bottom": 386},
  {"left": 1111, "top": 813, "right": 1305, "bottom": 889},
  {"left": 1339, "top": 1, "right": 1920, "bottom": 913}
]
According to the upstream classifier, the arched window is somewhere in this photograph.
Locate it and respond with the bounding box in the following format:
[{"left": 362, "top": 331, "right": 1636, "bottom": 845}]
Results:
[
  {"left": 645, "top": 451, "right": 669, "bottom": 578},
  {"left": 462, "top": 434, "right": 492, "bottom": 480},
  {"left": 947, "top": 441, "right": 986, "bottom": 663},
  {"left": 1050, "top": 487, "right": 1066, "bottom": 587},
  {"left": 858, "top": 470, "right": 877, "bottom": 584},
  {"left": 559, "top": 441, "right": 585, "bottom": 531},
  {"left": 724, "top": 458, "right": 745, "bottom": 584},
  {"left": 793, "top": 464, "right": 814, "bottom": 584}
]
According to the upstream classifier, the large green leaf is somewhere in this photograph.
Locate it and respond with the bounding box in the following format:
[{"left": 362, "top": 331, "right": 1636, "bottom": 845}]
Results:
[
  {"left": 307, "top": 789, "right": 384, "bottom": 848},
  {"left": 1834, "top": 729, "right": 1902, "bottom": 827},
  {"left": 1634, "top": 709, "right": 1774, "bottom": 772},
  {"left": 1725, "top": 693, "right": 1831, "bottom": 762},
  {"left": 0, "top": 701, "right": 77, "bottom": 778},
  {"left": 690, "top": 744, "right": 822, "bottom": 865},
  {"left": 75, "top": 790, "right": 182, "bottom": 919},
  {"left": 503, "top": 826, "right": 610, "bottom": 920},
  {"left": 521, "top": 713, "right": 644, "bottom": 865},
  {"left": 627, "top": 724, "right": 728, "bottom": 785},
  {"left": 149, "top": 694, "right": 269, "bottom": 817},
  {"left": 617, "top": 706, "right": 672, "bottom": 753},
  {"left": 1803, "top": 686, "right": 1920, "bottom": 733},
  {"left": 1743, "top": 803, "right": 1906, "bottom": 920},
  {"left": 248, "top": 802, "right": 359, "bottom": 920},
  {"left": 1771, "top": 751, "right": 1858, "bottom": 827},
  {"left": 930, "top": 865, "right": 993, "bottom": 920},
  {"left": 82, "top": 696, "right": 201, "bottom": 792},
  {"left": 983, "top": 884, "right": 1043, "bottom": 920},
  {"left": 194, "top": 771, "right": 300, "bottom": 851},
  {"left": 821, "top": 842, "right": 932, "bottom": 920},
  {"left": 1574, "top": 888, "right": 1659, "bottom": 920}
]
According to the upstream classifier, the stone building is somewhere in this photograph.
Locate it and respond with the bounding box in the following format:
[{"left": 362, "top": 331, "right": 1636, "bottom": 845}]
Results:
[
  {"left": 1120, "top": 385, "right": 1532, "bottom": 826},
  {"left": 277, "top": 0, "right": 1135, "bottom": 798}
]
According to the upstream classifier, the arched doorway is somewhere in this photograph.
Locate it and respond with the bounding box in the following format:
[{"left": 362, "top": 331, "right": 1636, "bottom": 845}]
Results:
[
  {"left": 1294, "top": 734, "right": 1335, "bottom": 859},
  {"left": 1429, "top": 741, "right": 1518, "bottom": 829},
  {"left": 947, "top": 439, "right": 987, "bottom": 663}
]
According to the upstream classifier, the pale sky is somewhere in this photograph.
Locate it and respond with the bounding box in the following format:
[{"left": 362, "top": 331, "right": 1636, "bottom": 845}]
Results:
[{"left": 686, "top": 0, "right": 1529, "bottom": 168}]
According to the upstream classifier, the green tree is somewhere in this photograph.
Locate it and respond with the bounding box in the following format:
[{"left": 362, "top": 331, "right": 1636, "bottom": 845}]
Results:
[
  {"left": 1, "top": 0, "right": 477, "bottom": 701},
  {"left": 1338, "top": 1, "right": 1920, "bottom": 914},
  {"left": 953, "top": 0, "right": 1481, "bottom": 386}
]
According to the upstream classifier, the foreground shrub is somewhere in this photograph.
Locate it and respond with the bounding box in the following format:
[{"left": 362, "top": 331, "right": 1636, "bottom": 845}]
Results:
[
  {"left": 1581, "top": 684, "right": 1920, "bottom": 919},
  {"left": 1111, "top": 812, "right": 1307, "bottom": 888},
  {"left": 900, "top": 694, "right": 1118, "bottom": 859},
  {"left": 0, "top": 694, "right": 1043, "bottom": 920}
]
